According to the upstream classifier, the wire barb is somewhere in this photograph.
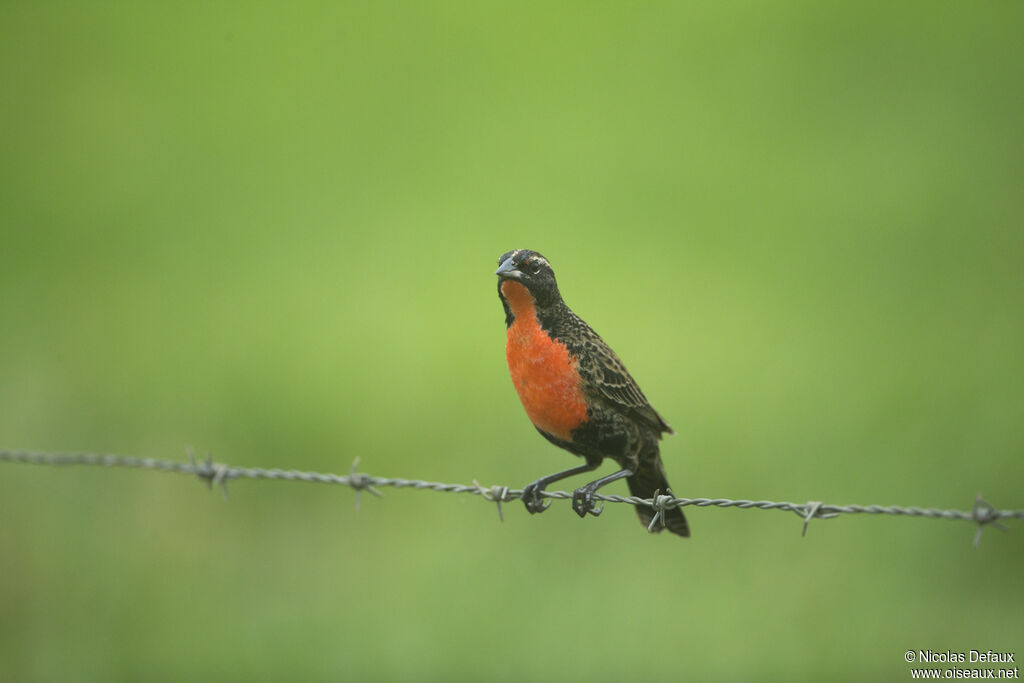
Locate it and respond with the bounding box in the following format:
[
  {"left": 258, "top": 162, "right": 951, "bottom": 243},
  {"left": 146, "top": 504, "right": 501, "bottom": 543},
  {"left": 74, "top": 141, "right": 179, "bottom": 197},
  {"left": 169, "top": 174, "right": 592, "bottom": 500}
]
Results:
[
  {"left": 474, "top": 481, "right": 512, "bottom": 521},
  {"left": 795, "top": 500, "right": 839, "bottom": 537},
  {"left": 971, "top": 493, "right": 1008, "bottom": 548},
  {"left": 647, "top": 490, "right": 677, "bottom": 532},
  {"left": 187, "top": 448, "right": 229, "bottom": 500},
  {"left": 1, "top": 449, "right": 1021, "bottom": 544},
  {"left": 347, "top": 457, "right": 382, "bottom": 512}
]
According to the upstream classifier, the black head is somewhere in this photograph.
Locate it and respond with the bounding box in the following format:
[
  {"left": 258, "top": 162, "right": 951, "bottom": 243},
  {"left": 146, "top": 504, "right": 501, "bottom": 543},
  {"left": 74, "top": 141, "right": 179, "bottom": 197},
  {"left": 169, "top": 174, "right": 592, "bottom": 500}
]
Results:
[{"left": 495, "top": 249, "right": 561, "bottom": 308}]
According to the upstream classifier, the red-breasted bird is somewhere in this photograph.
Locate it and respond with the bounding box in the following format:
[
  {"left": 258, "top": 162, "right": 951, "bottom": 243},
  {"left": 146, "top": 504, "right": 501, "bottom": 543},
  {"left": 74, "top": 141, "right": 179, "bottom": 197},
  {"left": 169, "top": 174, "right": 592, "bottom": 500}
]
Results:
[{"left": 496, "top": 249, "right": 689, "bottom": 537}]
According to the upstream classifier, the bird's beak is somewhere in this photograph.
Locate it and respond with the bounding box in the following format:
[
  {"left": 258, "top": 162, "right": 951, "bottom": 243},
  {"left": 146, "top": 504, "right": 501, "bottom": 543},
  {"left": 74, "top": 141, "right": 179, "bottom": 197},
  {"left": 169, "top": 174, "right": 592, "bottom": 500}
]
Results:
[{"left": 495, "top": 256, "right": 523, "bottom": 280}]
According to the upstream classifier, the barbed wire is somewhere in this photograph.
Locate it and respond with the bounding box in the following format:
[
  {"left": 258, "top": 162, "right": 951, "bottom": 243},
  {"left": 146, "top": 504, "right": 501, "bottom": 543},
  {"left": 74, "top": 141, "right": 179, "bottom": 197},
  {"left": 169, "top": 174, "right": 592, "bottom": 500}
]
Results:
[{"left": 1, "top": 449, "right": 1020, "bottom": 545}]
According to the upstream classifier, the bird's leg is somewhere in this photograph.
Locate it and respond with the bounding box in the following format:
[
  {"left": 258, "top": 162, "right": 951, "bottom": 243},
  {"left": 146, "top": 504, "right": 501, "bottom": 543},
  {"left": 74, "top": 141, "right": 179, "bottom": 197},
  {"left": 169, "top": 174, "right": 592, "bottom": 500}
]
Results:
[
  {"left": 521, "top": 462, "right": 600, "bottom": 514},
  {"left": 572, "top": 468, "right": 634, "bottom": 518}
]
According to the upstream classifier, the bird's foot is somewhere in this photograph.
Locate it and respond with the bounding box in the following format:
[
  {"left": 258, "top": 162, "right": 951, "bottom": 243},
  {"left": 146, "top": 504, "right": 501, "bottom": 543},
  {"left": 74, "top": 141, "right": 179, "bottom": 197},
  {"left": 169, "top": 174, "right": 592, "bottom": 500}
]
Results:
[
  {"left": 521, "top": 481, "right": 551, "bottom": 514},
  {"left": 571, "top": 485, "right": 605, "bottom": 518}
]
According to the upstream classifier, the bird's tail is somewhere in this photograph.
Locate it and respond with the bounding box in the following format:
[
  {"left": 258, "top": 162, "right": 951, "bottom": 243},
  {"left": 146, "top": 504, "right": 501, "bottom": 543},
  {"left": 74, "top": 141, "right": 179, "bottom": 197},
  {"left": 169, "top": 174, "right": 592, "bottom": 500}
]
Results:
[{"left": 627, "top": 453, "right": 690, "bottom": 538}]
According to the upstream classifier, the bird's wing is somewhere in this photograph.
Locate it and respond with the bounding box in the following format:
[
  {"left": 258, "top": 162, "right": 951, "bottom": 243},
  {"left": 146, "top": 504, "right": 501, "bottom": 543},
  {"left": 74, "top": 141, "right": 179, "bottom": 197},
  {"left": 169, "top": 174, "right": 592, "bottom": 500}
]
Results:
[{"left": 566, "top": 316, "right": 674, "bottom": 435}]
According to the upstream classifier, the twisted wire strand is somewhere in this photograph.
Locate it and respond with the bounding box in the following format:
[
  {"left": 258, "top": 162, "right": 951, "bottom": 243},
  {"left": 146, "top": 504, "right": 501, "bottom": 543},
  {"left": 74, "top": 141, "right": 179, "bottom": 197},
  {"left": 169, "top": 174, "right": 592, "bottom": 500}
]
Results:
[{"left": 2, "top": 450, "right": 1021, "bottom": 535}]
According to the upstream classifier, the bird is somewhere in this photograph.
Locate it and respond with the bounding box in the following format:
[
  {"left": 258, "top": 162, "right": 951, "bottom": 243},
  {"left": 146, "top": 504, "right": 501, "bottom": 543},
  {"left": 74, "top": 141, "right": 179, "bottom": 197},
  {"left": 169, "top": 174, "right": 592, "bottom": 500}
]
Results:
[{"left": 495, "top": 249, "right": 689, "bottom": 537}]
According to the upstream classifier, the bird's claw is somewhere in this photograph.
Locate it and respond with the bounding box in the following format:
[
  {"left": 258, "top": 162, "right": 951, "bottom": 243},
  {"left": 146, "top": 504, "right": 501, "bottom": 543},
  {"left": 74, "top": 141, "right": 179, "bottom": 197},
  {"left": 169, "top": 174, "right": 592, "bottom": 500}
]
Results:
[
  {"left": 572, "top": 487, "right": 604, "bottom": 518},
  {"left": 521, "top": 482, "right": 551, "bottom": 514}
]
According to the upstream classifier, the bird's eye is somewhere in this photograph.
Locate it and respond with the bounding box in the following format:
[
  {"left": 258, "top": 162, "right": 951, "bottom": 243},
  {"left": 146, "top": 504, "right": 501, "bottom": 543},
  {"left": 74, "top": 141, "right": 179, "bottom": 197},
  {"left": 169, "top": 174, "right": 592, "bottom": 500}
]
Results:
[{"left": 530, "top": 262, "right": 542, "bottom": 275}]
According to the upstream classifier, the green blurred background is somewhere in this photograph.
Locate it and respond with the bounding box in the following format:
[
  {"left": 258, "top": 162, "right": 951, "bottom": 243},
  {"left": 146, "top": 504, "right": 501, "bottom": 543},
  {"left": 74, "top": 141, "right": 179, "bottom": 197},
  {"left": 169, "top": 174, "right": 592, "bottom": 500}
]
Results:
[{"left": 1, "top": 2, "right": 1022, "bottom": 681}]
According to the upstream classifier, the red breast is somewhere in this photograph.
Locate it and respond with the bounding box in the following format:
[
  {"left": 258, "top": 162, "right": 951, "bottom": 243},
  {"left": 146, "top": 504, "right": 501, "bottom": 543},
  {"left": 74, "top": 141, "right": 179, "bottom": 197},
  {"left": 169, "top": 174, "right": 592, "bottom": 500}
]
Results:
[{"left": 501, "top": 280, "right": 589, "bottom": 441}]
